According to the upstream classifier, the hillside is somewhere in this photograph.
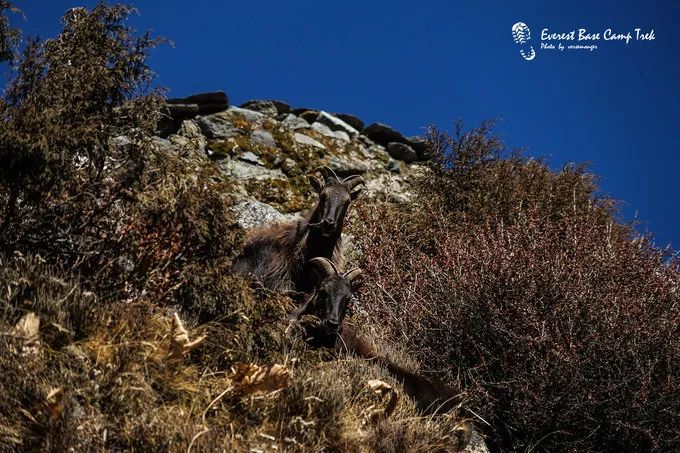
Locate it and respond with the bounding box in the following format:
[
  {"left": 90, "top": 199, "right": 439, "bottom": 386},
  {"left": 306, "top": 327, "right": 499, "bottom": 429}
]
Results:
[{"left": 1, "top": 5, "right": 678, "bottom": 452}]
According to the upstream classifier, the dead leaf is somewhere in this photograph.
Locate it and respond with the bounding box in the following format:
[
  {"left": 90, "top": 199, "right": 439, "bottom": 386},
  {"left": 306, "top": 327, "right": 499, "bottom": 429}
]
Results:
[
  {"left": 366, "top": 379, "right": 399, "bottom": 422},
  {"left": 14, "top": 312, "right": 41, "bottom": 355},
  {"left": 31, "top": 387, "right": 64, "bottom": 421},
  {"left": 168, "top": 312, "right": 206, "bottom": 358},
  {"left": 232, "top": 363, "right": 290, "bottom": 394},
  {"left": 44, "top": 388, "right": 64, "bottom": 420}
]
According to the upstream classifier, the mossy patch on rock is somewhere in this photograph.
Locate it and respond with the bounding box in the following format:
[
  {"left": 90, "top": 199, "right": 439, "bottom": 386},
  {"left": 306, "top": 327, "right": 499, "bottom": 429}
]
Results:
[{"left": 246, "top": 175, "right": 315, "bottom": 213}]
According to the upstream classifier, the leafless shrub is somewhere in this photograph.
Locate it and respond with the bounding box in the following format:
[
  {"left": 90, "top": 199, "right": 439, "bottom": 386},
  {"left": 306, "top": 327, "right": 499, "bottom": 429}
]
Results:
[{"left": 353, "top": 122, "right": 680, "bottom": 451}]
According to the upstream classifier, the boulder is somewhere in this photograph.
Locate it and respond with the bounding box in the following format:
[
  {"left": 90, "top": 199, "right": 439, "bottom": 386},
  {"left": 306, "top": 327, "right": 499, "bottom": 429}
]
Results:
[
  {"left": 232, "top": 200, "right": 299, "bottom": 230},
  {"left": 196, "top": 112, "right": 242, "bottom": 139},
  {"left": 227, "top": 106, "right": 267, "bottom": 124},
  {"left": 239, "top": 151, "right": 265, "bottom": 166},
  {"left": 178, "top": 119, "right": 204, "bottom": 139},
  {"left": 280, "top": 113, "right": 310, "bottom": 130},
  {"left": 333, "top": 112, "right": 364, "bottom": 131},
  {"left": 250, "top": 129, "right": 276, "bottom": 148},
  {"left": 220, "top": 158, "right": 286, "bottom": 181},
  {"left": 240, "top": 99, "right": 291, "bottom": 117},
  {"left": 311, "top": 122, "right": 336, "bottom": 138},
  {"left": 325, "top": 155, "right": 370, "bottom": 176},
  {"left": 386, "top": 142, "right": 418, "bottom": 163},
  {"left": 364, "top": 173, "right": 413, "bottom": 204},
  {"left": 386, "top": 159, "right": 401, "bottom": 173},
  {"left": 297, "top": 109, "right": 321, "bottom": 123},
  {"left": 316, "top": 111, "right": 359, "bottom": 136},
  {"left": 463, "top": 430, "right": 490, "bottom": 453},
  {"left": 408, "top": 136, "right": 429, "bottom": 159},
  {"left": 294, "top": 132, "right": 325, "bottom": 150},
  {"left": 166, "top": 91, "right": 229, "bottom": 116},
  {"left": 362, "top": 122, "right": 408, "bottom": 147},
  {"left": 333, "top": 130, "right": 351, "bottom": 142}
]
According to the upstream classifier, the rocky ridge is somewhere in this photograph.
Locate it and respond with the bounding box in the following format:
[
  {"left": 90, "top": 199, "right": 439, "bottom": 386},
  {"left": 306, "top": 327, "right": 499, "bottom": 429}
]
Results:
[{"left": 156, "top": 92, "right": 427, "bottom": 230}]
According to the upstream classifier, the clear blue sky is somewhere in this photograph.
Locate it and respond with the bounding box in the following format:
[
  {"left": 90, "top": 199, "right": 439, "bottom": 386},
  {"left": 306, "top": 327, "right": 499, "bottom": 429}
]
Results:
[{"left": 8, "top": 1, "right": 680, "bottom": 248}]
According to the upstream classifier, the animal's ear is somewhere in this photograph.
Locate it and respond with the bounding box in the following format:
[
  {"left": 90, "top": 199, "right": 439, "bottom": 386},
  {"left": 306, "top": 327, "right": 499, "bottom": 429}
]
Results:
[
  {"left": 343, "top": 175, "right": 365, "bottom": 200},
  {"left": 308, "top": 175, "right": 324, "bottom": 193},
  {"left": 343, "top": 267, "right": 363, "bottom": 290}
]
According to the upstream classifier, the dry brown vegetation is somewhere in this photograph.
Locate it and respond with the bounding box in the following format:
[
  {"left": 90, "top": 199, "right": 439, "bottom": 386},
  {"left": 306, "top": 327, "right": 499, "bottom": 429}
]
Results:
[
  {"left": 2, "top": 3, "right": 678, "bottom": 452},
  {"left": 0, "top": 4, "right": 470, "bottom": 451},
  {"left": 352, "top": 121, "right": 680, "bottom": 451}
]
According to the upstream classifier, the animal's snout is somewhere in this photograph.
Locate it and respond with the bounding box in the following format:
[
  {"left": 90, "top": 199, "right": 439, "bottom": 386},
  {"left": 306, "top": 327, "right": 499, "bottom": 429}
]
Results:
[{"left": 321, "top": 218, "right": 336, "bottom": 234}]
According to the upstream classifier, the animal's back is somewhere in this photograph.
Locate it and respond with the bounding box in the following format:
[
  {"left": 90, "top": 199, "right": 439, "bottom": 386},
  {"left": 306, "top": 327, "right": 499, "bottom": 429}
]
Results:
[{"left": 232, "top": 221, "right": 302, "bottom": 291}]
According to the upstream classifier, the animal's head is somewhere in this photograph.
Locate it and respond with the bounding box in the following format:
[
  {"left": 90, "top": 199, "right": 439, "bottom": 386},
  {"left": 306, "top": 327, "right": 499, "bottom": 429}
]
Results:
[
  {"left": 299, "top": 257, "right": 362, "bottom": 334},
  {"left": 308, "top": 166, "right": 364, "bottom": 237}
]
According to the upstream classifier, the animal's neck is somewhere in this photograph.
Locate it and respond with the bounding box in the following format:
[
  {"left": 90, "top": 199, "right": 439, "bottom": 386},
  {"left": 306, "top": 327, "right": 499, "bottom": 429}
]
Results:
[
  {"left": 302, "top": 202, "right": 342, "bottom": 260},
  {"left": 305, "top": 228, "right": 341, "bottom": 260}
]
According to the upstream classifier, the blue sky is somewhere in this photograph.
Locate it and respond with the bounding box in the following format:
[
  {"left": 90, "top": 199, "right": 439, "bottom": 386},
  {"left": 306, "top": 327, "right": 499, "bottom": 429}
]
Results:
[{"left": 8, "top": 1, "right": 679, "bottom": 247}]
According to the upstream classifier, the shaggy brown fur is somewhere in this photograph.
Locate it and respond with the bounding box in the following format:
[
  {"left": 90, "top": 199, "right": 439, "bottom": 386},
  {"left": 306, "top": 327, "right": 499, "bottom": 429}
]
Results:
[{"left": 232, "top": 169, "right": 364, "bottom": 293}]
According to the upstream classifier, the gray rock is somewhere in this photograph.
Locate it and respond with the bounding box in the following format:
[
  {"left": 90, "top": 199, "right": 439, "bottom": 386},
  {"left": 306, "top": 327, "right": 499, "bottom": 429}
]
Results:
[
  {"left": 239, "top": 151, "right": 264, "bottom": 166},
  {"left": 388, "top": 191, "right": 410, "bottom": 204},
  {"left": 408, "top": 136, "right": 428, "bottom": 159},
  {"left": 316, "top": 111, "right": 359, "bottom": 136},
  {"left": 326, "top": 155, "right": 369, "bottom": 175},
  {"left": 386, "top": 159, "right": 401, "bottom": 173},
  {"left": 280, "top": 113, "right": 310, "bottom": 130},
  {"left": 167, "top": 91, "right": 229, "bottom": 115},
  {"left": 358, "top": 142, "right": 388, "bottom": 160},
  {"left": 364, "top": 173, "right": 413, "bottom": 204},
  {"left": 110, "top": 135, "right": 132, "bottom": 151},
  {"left": 250, "top": 129, "right": 276, "bottom": 148},
  {"left": 294, "top": 132, "right": 326, "bottom": 150},
  {"left": 297, "top": 109, "right": 321, "bottom": 123},
  {"left": 463, "top": 429, "right": 490, "bottom": 453},
  {"left": 240, "top": 99, "right": 291, "bottom": 117},
  {"left": 232, "top": 200, "right": 299, "bottom": 230},
  {"left": 333, "top": 130, "right": 351, "bottom": 142},
  {"left": 221, "top": 158, "right": 286, "bottom": 181},
  {"left": 362, "top": 122, "right": 408, "bottom": 147},
  {"left": 196, "top": 112, "right": 242, "bottom": 139},
  {"left": 227, "top": 106, "right": 267, "bottom": 124},
  {"left": 178, "top": 119, "right": 204, "bottom": 139},
  {"left": 387, "top": 142, "right": 418, "bottom": 163},
  {"left": 333, "top": 113, "right": 364, "bottom": 131},
  {"left": 311, "top": 122, "right": 337, "bottom": 138}
]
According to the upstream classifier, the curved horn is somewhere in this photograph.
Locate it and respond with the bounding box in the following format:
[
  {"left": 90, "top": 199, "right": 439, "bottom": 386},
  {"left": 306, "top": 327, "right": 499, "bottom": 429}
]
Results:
[
  {"left": 343, "top": 267, "right": 362, "bottom": 283},
  {"left": 342, "top": 175, "right": 365, "bottom": 190},
  {"left": 314, "top": 165, "right": 339, "bottom": 181},
  {"left": 307, "top": 257, "right": 339, "bottom": 277}
]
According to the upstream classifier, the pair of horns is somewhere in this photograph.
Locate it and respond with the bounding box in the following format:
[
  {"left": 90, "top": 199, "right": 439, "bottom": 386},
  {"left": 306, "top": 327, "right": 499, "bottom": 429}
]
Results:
[
  {"left": 307, "top": 257, "right": 362, "bottom": 283},
  {"left": 314, "top": 166, "right": 365, "bottom": 190}
]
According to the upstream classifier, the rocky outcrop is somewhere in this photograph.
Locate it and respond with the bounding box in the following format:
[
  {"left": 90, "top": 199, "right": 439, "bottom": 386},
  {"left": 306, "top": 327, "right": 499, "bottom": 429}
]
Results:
[{"left": 161, "top": 91, "right": 430, "bottom": 225}]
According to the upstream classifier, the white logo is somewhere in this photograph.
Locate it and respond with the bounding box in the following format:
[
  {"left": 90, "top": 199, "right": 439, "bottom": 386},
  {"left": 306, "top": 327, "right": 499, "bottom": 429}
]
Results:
[{"left": 512, "top": 22, "right": 536, "bottom": 61}]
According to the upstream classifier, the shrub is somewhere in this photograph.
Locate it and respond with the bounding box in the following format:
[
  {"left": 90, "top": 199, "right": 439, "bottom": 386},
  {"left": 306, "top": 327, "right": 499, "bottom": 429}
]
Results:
[{"left": 353, "top": 122, "right": 680, "bottom": 451}]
